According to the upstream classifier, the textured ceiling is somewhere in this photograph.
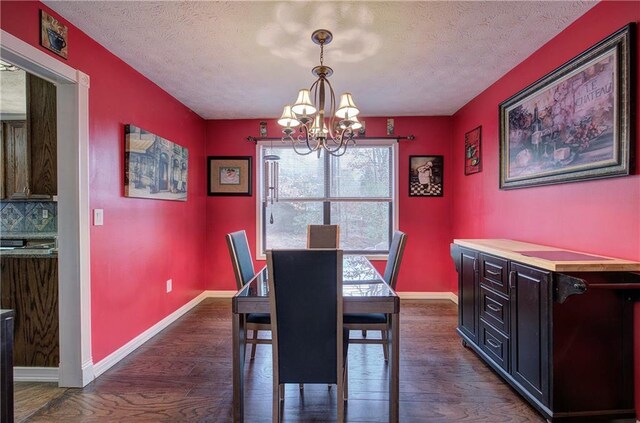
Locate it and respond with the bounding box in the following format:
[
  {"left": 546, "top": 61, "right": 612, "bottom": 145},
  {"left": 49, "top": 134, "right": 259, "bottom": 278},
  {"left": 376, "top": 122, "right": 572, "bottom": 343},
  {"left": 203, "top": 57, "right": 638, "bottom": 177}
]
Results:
[{"left": 43, "top": 1, "right": 597, "bottom": 119}]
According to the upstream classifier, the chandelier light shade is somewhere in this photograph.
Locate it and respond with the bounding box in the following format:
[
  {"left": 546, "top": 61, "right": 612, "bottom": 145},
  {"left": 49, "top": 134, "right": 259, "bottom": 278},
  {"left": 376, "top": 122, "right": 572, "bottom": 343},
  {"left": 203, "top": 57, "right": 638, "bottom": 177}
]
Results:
[{"left": 278, "top": 29, "right": 361, "bottom": 156}]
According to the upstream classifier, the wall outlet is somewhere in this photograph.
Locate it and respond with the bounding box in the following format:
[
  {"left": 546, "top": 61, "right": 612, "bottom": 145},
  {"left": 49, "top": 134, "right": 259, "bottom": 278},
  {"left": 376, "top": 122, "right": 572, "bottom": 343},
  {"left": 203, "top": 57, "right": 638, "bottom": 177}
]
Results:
[
  {"left": 94, "top": 209, "right": 104, "bottom": 226},
  {"left": 166, "top": 279, "right": 172, "bottom": 293},
  {"left": 42, "top": 209, "right": 48, "bottom": 219}
]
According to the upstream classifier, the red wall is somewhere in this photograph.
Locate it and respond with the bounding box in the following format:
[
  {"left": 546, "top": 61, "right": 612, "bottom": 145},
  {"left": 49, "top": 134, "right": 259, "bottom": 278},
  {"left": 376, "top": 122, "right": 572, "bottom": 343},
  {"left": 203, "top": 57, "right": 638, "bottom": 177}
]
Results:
[
  {"left": 451, "top": 1, "right": 640, "bottom": 412},
  {"left": 205, "top": 117, "right": 455, "bottom": 293},
  {"left": 1, "top": 2, "right": 207, "bottom": 362}
]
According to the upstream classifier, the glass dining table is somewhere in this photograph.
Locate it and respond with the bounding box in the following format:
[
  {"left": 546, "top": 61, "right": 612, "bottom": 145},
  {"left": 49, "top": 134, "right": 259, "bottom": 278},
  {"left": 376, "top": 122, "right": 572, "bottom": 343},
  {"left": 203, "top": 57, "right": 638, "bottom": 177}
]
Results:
[{"left": 231, "top": 255, "right": 400, "bottom": 422}]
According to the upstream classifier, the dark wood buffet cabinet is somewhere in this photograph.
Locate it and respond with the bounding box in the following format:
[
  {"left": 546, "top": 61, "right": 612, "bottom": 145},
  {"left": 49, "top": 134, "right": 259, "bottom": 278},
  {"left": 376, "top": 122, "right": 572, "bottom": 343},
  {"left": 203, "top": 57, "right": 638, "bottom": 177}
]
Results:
[{"left": 451, "top": 239, "right": 640, "bottom": 423}]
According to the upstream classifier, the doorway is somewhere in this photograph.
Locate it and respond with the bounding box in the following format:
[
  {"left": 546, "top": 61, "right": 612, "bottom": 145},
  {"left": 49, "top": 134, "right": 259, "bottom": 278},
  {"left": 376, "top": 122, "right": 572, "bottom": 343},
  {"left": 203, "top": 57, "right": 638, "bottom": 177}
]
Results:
[{"left": 1, "top": 29, "right": 93, "bottom": 388}]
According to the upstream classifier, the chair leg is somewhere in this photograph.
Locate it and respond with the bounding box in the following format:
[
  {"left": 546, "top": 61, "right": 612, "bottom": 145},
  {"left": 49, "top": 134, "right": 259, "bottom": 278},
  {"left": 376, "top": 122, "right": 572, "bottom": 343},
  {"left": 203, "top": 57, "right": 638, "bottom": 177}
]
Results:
[
  {"left": 362, "top": 330, "right": 367, "bottom": 338},
  {"left": 250, "top": 330, "right": 258, "bottom": 360},
  {"left": 382, "top": 330, "right": 389, "bottom": 362},
  {"left": 273, "top": 382, "right": 280, "bottom": 423},
  {"left": 337, "top": 379, "right": 345, "bottom": 423},
  {"left": 279, "top": 384, "right": 285, "bottom": 400},
  {"left": 343, "top": 361, "right": 348, "bottom": 401}
]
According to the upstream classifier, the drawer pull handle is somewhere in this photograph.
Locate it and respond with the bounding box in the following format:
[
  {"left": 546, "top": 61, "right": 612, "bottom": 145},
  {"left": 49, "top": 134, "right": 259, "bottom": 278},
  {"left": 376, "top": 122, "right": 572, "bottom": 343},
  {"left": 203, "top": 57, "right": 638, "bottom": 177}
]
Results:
[
  {"left": 486, "top": 338, "right": 501, "bottom": 349},
  {"left": 486, "top": 269, "right": 501, "bottom": 276},
  {"left": 487, "top": 303, "right": 501, "bottom": 313}
]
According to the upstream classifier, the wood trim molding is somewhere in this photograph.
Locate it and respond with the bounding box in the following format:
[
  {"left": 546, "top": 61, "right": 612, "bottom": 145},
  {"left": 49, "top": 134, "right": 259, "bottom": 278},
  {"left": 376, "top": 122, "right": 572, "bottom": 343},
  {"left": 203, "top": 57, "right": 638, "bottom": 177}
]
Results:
[
  {"left": 13, "top": 367, "right": 59, "bottom": 383},
  {"left": 92, "top": 292, "right": 210, "bottom": 378}
]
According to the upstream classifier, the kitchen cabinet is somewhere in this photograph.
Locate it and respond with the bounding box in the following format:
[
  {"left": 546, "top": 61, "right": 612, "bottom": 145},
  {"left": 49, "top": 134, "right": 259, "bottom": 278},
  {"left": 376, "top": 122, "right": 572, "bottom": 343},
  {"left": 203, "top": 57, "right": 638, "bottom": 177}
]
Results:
[
  {"left": 0, "top": 256, "right": 59, "bottom": 367},
  {"left": 0, "top": 74, "right": 56, "bottom": 199},
  {"left": 2, "top": 120, "right": 30, "bottom": 198},
  {"left": 27, "top": 74, "right": 57, "bottom": 198},
  {"left": 451, "top": 239, "right": 640, "bottom": 422}
]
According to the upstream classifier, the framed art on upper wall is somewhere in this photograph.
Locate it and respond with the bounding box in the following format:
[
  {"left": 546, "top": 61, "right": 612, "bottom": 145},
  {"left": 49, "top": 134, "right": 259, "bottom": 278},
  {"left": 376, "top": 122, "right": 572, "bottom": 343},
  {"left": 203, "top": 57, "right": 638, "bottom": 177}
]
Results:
[
  {"left": 208, "top": 156, "right": 252, "bottom": 196},
  {"left": 40, "top": 10, "right": 68, "bottom": 59},
  {"left": 499, "top": 23, "right": 634, "bottom": 189},
  {"left": 409, "top": 155, "right": 443, "bottom": 197},
  {"left": 465, "top": 126, "right": 482, "bottom": 175}
]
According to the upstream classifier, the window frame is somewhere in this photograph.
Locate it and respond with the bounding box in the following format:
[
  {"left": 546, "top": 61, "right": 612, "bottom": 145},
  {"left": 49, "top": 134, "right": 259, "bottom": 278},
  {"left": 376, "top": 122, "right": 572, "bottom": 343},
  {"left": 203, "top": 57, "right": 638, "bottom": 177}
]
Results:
[{"left": 256, "top": 138, "right": 399, "bottom": 260}]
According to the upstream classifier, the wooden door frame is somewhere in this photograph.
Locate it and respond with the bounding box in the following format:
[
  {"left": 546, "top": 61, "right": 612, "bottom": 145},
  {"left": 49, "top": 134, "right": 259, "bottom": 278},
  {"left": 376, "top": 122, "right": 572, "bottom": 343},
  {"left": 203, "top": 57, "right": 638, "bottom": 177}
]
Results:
[{"left": 1, "top": 29, "right": 93, "bottom": 387}]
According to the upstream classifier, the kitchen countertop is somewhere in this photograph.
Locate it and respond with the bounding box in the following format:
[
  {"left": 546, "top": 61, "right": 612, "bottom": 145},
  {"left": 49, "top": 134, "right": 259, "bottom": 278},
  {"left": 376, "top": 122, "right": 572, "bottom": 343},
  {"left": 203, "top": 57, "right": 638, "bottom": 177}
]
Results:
[
  {"left": 453, "top": 239, "right": 640, "bottom": 272},
  {"left": 0, "top": 249, "right": 57, "bottom": 258},
  {"left": 1, "top": 232, "right": 57, "bottom": 240}
]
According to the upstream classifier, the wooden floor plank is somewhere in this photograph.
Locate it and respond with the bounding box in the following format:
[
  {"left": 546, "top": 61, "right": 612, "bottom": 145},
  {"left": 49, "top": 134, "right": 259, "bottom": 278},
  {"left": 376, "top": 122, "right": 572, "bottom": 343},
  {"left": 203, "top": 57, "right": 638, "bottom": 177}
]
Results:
[{"left": 16, "top": 299, "right": 545, "bottom": 422}]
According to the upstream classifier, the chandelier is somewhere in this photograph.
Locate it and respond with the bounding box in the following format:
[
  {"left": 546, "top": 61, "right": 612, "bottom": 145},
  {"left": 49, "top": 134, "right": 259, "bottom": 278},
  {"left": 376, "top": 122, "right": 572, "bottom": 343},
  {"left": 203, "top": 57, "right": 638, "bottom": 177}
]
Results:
[{"left": 277, "top": 29, "right": 362, "bottom": 157}]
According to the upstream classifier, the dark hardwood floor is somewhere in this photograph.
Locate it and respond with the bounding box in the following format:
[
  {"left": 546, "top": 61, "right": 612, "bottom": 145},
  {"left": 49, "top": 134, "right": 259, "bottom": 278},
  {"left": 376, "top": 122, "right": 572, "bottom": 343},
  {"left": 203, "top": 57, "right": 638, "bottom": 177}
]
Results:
[{"left": 18, "top": 299, "right": 545, "bottom": 422}]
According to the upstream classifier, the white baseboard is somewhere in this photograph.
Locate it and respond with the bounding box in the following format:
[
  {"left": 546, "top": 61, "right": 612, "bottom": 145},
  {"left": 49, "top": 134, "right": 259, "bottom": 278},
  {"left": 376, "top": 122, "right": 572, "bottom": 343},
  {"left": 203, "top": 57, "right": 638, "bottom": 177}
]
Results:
[
  {"left": 14, "top": 367, "right": 59, "bottom": 382},
  {"left": 204, "top": 290, "right": 236, "bottom": 298},
  {"left": 398, "top": 292, "right": 458, "bottom": 304},
  {"left": 92, "top": 291, "right": 209, "bottom": 378}
]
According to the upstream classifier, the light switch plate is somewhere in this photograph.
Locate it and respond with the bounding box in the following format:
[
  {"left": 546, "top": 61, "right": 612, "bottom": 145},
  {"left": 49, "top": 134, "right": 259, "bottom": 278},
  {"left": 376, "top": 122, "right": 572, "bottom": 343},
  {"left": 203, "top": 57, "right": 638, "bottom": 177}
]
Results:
[
  {"left": 94, "top": 209, "right": 104, "bottom": 226},
  {"left": 42, "top": 209, "right": 48, "bottom": 219}
]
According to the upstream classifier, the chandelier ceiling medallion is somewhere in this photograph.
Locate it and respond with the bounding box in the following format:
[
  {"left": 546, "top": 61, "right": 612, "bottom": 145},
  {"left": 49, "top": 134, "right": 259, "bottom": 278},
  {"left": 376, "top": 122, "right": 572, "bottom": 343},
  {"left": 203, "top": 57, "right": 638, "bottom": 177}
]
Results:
[{"left": 277, "top": 29, "right": 362, "bottom": 157}]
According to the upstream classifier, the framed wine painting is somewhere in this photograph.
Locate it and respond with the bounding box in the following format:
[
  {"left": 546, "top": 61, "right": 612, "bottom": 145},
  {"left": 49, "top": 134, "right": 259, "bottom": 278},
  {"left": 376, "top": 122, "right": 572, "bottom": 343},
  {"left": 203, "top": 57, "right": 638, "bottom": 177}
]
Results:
[
  {"left": 464, "top": 126, "right": 482, "bottom": 175},
  {"left": 499, "top": 24, "right": 633, "bottom": 189}
]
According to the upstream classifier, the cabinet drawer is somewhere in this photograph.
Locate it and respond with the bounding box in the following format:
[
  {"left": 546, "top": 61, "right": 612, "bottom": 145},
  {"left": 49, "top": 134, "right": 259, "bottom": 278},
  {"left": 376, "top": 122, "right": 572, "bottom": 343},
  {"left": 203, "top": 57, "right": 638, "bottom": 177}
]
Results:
[
  {"left": 480, "top": 253, "right": 509, "bottom": 295},
  {"left": 479, "top": 321, "right": 509, "bottom": 372},
  {"left": 479, "top": 286, "right": 510, "bottom": 336}
]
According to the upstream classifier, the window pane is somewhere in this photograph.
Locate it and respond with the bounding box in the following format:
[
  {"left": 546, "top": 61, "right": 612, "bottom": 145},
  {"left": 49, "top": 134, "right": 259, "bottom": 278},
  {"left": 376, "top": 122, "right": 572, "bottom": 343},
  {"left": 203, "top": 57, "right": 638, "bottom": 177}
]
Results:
[
  {"left": 330, "top": 146, "right": 391, "bottom": 198},
  {"left": 264, "top": 201, "right": 323, "bottom": 249},
  {"left": 331, "top": 202, "right": 390, "bottom": 251},
  {"left": 265, "top": 146, "right": 324, "bottom": 199}
]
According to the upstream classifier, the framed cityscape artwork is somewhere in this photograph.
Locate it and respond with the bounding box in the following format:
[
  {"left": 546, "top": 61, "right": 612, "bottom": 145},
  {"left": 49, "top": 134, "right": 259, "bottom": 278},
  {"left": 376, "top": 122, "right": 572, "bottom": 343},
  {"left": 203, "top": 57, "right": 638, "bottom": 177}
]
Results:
[
  {"left": 409, "top": 155, "right": 443, "bottom": 197},
  {"left": 208, "top": 156, "right": 252, "bottom": 196},
  {"left": 124, "top": 124, "right": 188, "bottom": 201},
  {"left": 464, "top": 126, "right": 482, "bottom": 175},
  {"left": 499, "top": 24, "right": 633, "bottom": 189}
]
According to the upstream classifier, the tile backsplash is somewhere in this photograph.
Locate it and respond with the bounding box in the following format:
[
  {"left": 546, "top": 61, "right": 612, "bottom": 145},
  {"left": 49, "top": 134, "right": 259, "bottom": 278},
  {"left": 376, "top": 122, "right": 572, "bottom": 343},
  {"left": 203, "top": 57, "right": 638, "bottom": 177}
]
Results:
[{"left": 0, "top": 201, "right": 57, "bottom": 234}]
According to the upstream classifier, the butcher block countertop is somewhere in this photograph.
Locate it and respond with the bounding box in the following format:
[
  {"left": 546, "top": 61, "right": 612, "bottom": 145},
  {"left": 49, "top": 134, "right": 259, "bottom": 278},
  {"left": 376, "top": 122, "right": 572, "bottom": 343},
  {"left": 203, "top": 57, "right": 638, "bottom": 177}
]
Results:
[{"left": 453, "top": 239, "right": 640, "bottom": 272}]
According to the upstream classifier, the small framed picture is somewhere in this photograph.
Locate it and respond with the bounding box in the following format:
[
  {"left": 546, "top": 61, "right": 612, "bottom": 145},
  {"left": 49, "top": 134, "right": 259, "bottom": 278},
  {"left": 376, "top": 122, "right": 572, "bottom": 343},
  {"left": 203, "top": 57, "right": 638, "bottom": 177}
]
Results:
[
  {"left": 40, "top": 10, "right": 68, "bottom": 59},
  {"left": 464, "top": 126, "right": 482, "bottom": 175},
  {"left": 386, "top": 118, "right": 395, "bottom": 135},
  {"left": 409, "top": 155, "right": 443, "bottom": 197},
  {"left": 208, "top": 156, "right": 252, "bottom": 196}
]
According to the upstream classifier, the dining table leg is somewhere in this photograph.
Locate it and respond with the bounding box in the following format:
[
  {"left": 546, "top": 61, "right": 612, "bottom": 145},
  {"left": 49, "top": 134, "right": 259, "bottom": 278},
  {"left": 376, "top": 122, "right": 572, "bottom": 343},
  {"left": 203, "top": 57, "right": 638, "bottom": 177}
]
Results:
[
  {"left": 232, "top": 312, "right": 246, "bottom": 423},
  {"left": 388, "top": 313, "right": 400, "bottom": 423}
]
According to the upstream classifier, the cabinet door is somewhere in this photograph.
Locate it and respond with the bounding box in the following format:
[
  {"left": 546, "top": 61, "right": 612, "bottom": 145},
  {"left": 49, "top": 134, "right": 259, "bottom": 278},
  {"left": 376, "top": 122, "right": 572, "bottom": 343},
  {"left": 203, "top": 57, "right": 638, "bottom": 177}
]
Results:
[
  {"left": 458, "top": 247, "right": 479, "bottom": 343},
  {"left": 27, "top": 74, "right": 57, "bottom": 197},
  {"left": 3, "top": 121, "right": 30, "bottom": 198},
  {"left": 509, "top": 262, "right": 550, "bottom": 405}
]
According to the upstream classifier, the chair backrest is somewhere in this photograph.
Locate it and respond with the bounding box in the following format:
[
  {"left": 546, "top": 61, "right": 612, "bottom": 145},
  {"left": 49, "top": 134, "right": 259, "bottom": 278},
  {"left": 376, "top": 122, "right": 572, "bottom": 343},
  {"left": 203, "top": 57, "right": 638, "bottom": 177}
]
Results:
[
  {"left": 267, "top": 249, "right": 343, "bottom": 385},
  {"left": 307, "top": 224, "right": 340, "bottom": 248},
  {"left": 226, "top": 230, "right": 255, "bottom": 290},
  {"left": 383, "top": 231, "right": 407, "bottom": 289}
]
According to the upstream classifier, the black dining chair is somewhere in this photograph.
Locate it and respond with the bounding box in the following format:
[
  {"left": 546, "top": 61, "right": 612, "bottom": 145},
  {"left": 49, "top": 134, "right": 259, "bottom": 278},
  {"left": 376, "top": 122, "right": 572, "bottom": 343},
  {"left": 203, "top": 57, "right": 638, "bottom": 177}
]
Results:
[
  {"left": 226, "top": 230, "right": 271, "bottom": 359},
  {"left": 344, "top": 231, "right": 407, "bottom": 361},
  {"left": 267, "top": 249, "right": 348, "bottom": 423},
  {"left": 307, "top": 224, "right": 340, "bottom": 248}
]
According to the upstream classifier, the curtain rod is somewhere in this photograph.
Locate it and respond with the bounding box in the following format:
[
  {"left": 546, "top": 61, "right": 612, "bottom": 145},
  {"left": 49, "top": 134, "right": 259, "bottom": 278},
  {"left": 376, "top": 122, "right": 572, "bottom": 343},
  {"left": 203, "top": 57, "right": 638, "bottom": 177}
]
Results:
[{"left": 246, "top": 135, "right": 415, "bottom": 143}]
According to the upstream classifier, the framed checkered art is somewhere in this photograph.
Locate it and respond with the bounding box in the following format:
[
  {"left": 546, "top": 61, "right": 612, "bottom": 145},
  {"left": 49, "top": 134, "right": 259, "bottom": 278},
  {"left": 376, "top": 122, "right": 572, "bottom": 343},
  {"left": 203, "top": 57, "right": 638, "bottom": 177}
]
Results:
[{"left": 409, "top": 155, "right": 443, "bottom": 197}]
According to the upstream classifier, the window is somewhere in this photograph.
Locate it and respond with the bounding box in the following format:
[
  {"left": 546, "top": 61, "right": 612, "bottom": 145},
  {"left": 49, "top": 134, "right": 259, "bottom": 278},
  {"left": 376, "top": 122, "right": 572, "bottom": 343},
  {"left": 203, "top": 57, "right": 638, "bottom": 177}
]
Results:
[{"left": 257, "top": 140, "right": 397, "bottom": 257}]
